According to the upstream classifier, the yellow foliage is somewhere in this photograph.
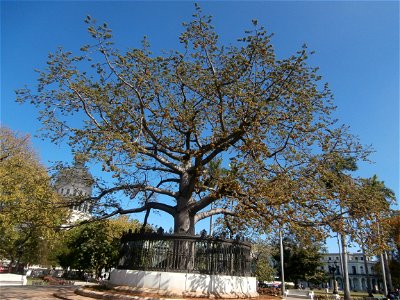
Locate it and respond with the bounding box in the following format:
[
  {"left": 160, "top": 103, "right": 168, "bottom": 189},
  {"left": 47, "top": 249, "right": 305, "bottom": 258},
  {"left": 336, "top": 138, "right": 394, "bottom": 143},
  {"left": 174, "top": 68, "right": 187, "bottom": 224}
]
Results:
[{"left": 0, "top": 127, "right": 67, "bottom": 264}]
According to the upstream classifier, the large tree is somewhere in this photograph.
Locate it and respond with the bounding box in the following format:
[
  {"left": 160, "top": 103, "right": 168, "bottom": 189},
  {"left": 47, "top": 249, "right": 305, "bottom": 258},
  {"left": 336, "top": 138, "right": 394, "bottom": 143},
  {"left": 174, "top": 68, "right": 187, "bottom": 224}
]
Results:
[
  {"left": 17, "top": 6, "right": 369, "bottom": 235},
  {"left": 0, "top": 127, "right": 66, "bottom": 266}
]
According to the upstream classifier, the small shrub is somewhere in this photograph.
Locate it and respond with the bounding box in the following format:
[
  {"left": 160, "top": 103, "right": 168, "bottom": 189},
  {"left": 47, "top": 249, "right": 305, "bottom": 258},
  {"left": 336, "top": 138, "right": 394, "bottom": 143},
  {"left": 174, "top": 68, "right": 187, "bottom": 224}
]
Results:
[
  {"left": 91, "top": 285, "right": 111, "bottom": 291},
  {"left": 257, "top": 287, "right": 280, "bottom": 296}
]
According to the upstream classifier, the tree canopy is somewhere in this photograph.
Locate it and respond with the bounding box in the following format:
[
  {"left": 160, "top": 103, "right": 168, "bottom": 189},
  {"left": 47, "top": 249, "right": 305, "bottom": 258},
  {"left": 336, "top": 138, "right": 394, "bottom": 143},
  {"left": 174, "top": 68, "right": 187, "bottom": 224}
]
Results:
[
  {"left": 17, "top": 6, "right": 379, "bottom": 235},
  {"left": 346, "top": 175, "right": 396, "bottom": 254},
  {"left": 56, "top": 216, "right": 142, "bottom": 277},
  {"left": 0, "top": 127, "right": 66, "bottom": 266}
]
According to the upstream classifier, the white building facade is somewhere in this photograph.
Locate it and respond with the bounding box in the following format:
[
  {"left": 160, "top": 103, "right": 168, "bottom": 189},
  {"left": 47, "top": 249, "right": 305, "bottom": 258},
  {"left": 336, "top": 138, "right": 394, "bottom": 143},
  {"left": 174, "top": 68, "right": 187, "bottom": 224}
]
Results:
[
  {"left": 54, "top": 156, "right": 94, "bottom": 224},
  {"left": 320, "top": 253, "right": 382, "bottom": 292}
]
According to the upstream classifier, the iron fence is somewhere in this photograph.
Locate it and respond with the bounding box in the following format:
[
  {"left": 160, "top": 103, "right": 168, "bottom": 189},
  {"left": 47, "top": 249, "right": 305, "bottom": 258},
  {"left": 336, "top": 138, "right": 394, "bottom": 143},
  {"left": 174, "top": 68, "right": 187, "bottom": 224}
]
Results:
[{"left": 117, "top": 231, "right": 252, "bottom": 276}]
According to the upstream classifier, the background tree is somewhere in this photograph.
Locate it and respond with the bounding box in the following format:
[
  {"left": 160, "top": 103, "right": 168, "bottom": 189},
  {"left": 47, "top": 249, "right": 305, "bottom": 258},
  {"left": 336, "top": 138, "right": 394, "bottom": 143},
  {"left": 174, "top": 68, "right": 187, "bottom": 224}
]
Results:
[
  {"left": 0, "top": 126, "right": 67, "bottom": 267},
  {"left": 271, "top": 231, "right": 327, "bottom": 287},
  {"left": 252, "top": 240, "right": 276, "bottom": 283},
  {"left": 17, "top": 5, "right": 370, "bottom": 235},
  {"left": 348, "top": 176, "right": 395, "bottom": 251},
  {"left": 386, "top": 213, "right": 400, "bottom": 288},
  {"left": 367, "top": 209, "right": 399, "bottom": 292},
  {"left": 347, "top": 176, "right": 396, "bottom": 293},
  {"left": 57, "top": 216, "right": 141, "bottom": 277},
  {"left": 317, "top": 158, "right": 394, "bottom": 299}
]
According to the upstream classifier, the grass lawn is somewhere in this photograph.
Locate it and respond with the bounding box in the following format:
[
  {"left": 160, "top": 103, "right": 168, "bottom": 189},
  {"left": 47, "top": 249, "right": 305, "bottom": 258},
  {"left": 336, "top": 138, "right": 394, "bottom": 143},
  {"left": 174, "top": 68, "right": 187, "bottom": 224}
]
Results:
[
  {"left": 26, "top": 277, "right": 47, "bottom": 285},
  {"left": 313, "top": 289, "right": 385, "bottom": 298}
]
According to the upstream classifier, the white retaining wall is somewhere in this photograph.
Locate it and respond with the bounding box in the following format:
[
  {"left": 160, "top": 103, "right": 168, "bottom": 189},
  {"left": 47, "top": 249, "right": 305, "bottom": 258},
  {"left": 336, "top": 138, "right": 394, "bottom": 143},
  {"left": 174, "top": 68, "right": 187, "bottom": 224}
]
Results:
[
  {"left": 0, "top": 273, "right": 27, "bottom": 286},
  {"left": 110, "top": 269, "right": 258, "bottom": 298}
]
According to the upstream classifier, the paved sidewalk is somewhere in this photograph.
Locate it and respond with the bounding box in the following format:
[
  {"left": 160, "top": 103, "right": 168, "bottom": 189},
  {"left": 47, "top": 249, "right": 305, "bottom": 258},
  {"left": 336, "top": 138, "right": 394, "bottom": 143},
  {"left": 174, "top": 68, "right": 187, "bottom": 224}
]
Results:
[
  {"left": 1, "top": 284, "right": 294, "bottom": 300},
  {"left": 54, "top": 289, "right": 92, "bottom": 300},
  {"left": 57, "top": 287, "right": 298, "bottom": 300},
  {"left": 0, "top": 285, "right": 76, "bottom": 300}
]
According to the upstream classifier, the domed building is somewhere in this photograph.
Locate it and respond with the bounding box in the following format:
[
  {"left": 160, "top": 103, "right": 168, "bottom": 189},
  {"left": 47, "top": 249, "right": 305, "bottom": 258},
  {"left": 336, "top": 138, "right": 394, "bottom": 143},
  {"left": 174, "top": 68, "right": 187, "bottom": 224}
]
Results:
[{"left": 54, "top": 155, "right": 94, "bottom": 223}]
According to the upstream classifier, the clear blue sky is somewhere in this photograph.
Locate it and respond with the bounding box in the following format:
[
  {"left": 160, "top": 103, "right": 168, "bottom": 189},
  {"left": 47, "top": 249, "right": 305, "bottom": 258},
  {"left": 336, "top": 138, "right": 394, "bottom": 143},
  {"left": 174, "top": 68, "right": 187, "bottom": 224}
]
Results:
[{"left": 1, "top": 1, "right": 399, "bottom": 250}]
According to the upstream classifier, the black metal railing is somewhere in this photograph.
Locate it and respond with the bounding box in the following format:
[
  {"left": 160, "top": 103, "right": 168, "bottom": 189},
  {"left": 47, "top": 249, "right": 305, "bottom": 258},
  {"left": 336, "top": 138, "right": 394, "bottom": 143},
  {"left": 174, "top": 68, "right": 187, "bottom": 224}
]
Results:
[{"left": 117, "top": 230, "right": 252, "bottom": 276}]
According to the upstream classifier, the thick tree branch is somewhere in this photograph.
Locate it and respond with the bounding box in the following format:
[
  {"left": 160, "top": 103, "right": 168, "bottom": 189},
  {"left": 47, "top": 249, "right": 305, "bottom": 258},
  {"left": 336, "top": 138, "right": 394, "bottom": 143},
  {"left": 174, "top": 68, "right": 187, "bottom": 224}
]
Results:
[
  {"left": 117, "top": 201, "right": 176, "bottom": 216},
  {"left": 139, "top": 148, "right": 183, "bottom": 174},
  {"left": 194, "top": 208, "right": 236, "bottom": 224},
  {"left": 145, "top": 145, "right": 182, "bottom": 163},
  {"left": 137, "top": 165, "right": 179, "bottom": 174},
  {"left": 92, "top": 183, "right": 177, "bottom": 200},
  {"left": 200, "top": 127, "right": 245, "bottom": 166},
  {"left": 62, "top": 201, "right": 176, "bottom": 229},
  {"left": 189, "top": 193, "right": 220, "bottom": 213}
]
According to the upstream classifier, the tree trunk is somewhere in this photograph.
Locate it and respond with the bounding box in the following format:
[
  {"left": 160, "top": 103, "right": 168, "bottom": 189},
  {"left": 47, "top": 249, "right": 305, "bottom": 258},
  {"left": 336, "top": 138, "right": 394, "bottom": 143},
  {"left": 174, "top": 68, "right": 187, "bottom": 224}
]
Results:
[
  {"left": 174, "top": 168, "right": 197, "bottom": 235},
  {"left": 380, "top": 253, "right": 388, "bottom": 295},
  {"left": 174, "top": 208, "right": 195, "bottom": 234},
  {"left": 280, "top": 229, "right": 286, "bottom": 297},
  {"left": 362, "top": 246, "right": 373, "bottom": 296},
  {"left": 171, "top": 205, "right": 195, "bottom": 271},
  {"left": 383, "top": 251, "right": 393, "bottom": 292},
  {"left": 340, "top": 234, "right": 351, "bottom": 300}
]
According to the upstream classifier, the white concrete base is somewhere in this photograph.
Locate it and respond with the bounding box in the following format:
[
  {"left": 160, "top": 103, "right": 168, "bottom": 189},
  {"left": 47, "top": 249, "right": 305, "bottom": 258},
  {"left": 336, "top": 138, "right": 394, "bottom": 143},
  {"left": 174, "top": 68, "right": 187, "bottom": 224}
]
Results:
[
  {"left": 110, "top": 269, "right": 258, "bottom": 298},
  {"left": 0, "top": 273, "right": 27, "bottom": 286}
]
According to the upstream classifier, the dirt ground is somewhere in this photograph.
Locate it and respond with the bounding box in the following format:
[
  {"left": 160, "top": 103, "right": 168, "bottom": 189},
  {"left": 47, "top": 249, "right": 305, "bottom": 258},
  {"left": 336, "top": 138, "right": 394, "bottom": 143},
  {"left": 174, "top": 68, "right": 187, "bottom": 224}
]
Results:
[{"left": 83, "top": 286, "right": 280, "bottom": 300}]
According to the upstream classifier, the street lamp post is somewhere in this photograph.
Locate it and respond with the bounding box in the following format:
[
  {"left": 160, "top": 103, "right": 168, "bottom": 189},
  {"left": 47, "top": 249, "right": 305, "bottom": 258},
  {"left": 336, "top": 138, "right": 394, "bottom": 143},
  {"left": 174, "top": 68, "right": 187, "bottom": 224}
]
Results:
[
  {"left": 279, "top": 229, "right": 286, "bottom": 297},
  {"left": 328, "top": 261, "right": 339, "bottom": 294}
]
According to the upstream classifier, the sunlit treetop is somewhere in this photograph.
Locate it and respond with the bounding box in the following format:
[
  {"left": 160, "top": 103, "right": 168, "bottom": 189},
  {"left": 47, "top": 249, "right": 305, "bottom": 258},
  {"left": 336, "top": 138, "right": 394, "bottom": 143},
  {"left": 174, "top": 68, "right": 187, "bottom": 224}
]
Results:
[
  {"left": 16, "top": 5, "right": 387, "bottom": 237},
  {"left": 0, "top": 126, "right": 67, "bottom": 264}
]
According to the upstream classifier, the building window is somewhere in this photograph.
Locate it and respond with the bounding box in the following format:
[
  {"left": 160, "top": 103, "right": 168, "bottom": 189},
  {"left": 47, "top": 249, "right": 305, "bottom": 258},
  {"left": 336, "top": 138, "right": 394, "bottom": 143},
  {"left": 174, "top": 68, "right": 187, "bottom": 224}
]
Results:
[
  {"left": 329, "top": 257, "right": 332, "bottom": 260},
  {"left": 361, "top": 257, "right": 364, "bottom": 261}
]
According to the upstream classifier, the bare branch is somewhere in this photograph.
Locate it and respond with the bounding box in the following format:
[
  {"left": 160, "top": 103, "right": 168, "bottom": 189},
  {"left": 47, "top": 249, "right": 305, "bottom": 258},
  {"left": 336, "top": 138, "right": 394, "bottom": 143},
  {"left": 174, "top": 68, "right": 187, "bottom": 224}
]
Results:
[{"left": 68, "top": 81, "right": 104, "bottom": 129}]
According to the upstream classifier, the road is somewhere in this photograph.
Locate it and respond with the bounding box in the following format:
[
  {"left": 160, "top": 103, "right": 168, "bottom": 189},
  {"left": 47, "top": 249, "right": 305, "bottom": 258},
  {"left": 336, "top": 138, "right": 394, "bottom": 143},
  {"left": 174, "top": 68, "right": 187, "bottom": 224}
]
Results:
[{"left": 0, "top": 285, "right": 76, "bottom": 300}]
